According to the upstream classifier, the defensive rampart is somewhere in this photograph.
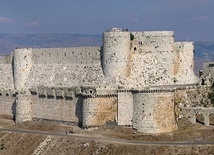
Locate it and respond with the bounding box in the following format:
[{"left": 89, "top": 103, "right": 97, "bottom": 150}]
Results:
[
  {"left": 13, "top": 47, "right": 107, "bottom": 90},
  {"left": 132, "top": 89, "right": 177, "bottom": 133},
  {"left": 102, "top": 30, "right": 131, "bottom": 78},
  {"left": 23, "top": 87, "right": 82, "bottom": 125},
  {"left": 0, "top": 28, "right": 211, "bottom": 134}
]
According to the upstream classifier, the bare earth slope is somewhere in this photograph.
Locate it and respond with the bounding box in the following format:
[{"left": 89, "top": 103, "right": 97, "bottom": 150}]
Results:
[{"left": 0, "top": 115, "right": 214, "bottom": 155}]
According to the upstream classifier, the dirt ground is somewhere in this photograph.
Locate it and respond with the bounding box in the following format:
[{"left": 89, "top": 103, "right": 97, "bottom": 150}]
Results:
[{"left": 0, "top": 114, "right": 214, "bottom": 155}]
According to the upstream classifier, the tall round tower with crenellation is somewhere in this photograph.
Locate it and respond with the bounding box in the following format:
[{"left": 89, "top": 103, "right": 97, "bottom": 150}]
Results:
[{"left": 102, "top": 28, "right": 131, "bottom": 78}]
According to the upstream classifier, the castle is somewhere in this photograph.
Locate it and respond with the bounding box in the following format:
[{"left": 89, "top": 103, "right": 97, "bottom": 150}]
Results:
[{"left": 0, "top": 28, "right": 214, "bottom": 133}]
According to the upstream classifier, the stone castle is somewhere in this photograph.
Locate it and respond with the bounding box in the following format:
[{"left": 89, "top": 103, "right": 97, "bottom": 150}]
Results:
[{"left": 0, "top": 28, "right": 214, "bottom": 133}]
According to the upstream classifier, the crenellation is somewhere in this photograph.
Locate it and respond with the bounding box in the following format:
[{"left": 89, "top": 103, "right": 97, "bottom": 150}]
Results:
[{"left": 0, "top": 28, "right": 213, "bottom": 134}]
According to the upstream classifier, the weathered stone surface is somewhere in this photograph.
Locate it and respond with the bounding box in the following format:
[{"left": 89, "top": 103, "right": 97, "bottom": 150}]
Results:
[
  {"left": 117, "top": 91, "right": 133, "bottom": 125},
  {"left": 0, "top": 55, "right": 14, "bottom": 91},
  {"left": 0, "top": 28, "right": 212, "bottom": 134},
  {"left": 15, "top": 94, "right": 32, "bottom": 123},
  {"left": 133, "top": 92, "right": 177, "bottom": 133},
  {"left": 82, "top": 97, "right": 117, "bottom": 127},
  {"left": 182, "top": 107, "right": 214, "bottom": 126},
  {"left": 31, "top": 96, "right": 82, "bottom": 124}
]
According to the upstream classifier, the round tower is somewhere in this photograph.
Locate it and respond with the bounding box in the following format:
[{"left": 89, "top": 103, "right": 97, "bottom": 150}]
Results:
[
  {"left": 102, "top": 28, "right": 131, "bottom": 78},
  {"left": 13, "top": 48, "right": 33, "bottom": 123},
  {"left": 13, "top": 48, "right": 33, "bottom": 92},
  {"left": 15, "top": 94, "right": 32, "bottom": 123},
  {"left": 133, "top": 91, "right": 177, "bottom": 133}
]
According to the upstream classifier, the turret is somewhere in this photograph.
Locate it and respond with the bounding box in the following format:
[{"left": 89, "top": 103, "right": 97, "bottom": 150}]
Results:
[
  {"left": 102, "top": 28, "right": 131, "bottom": 78},
  {"left": 13, "top": 48, "right": 33, "bottom": 123},
  {"left": 13, "top": 48, "right": 33, "bottom": 92},
  {"left": 132, "top": 90, "right": 177, "bottom": 133},
  {"left": 174, "top": 42, "right": 198, "bottom": 84}
]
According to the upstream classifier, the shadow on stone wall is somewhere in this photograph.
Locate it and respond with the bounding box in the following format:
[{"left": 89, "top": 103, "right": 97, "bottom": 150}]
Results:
[
  {"left": 100, "top": 47, "right": 104, "bottom": 75},
  {"left": 76, "top": 97, "right": 83, "bottom": 127},
  {"left": 11, "top": 100, "right": 16, "bottom": 121}
]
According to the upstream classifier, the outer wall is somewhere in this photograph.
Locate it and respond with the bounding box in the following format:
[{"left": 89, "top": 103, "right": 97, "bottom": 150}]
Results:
[
  {"left": 117, "top": 92, "right": 133, "bottom": 125},
  {"left": 82, "top": 97, "right": 117, "bottom": 127},
  {"left": 31, "top": 96, "right": 83, "bottom": 125},
  {"left": 133, "top": 92, "right": 177, "bottom": 133}
]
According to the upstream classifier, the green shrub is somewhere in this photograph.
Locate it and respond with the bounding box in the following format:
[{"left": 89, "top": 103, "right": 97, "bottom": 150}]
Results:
[{"left": 130, "top": 33, "right": 134, "bottom": 40}]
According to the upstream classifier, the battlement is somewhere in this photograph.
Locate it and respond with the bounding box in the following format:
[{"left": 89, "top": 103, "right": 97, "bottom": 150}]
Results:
[{"left": 0, "top": 28, "right": 207, "bottom": 134}]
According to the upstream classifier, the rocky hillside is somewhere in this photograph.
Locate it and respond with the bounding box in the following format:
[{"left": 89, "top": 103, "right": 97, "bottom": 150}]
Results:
[
  {"left": 0, "top": 34, "right": 101, "bottom": 56},
  {"left": 1, "top": 131, "right": 214, "bottom": 155},
  {"left": 0, "top": 34, "right": 213, "bottom": 76},
  {"left": 0, "top": 114, "right": 214, "bottom": 155},
  {"left": 194, "top": 41, "right": 214, "bottom": 75}
]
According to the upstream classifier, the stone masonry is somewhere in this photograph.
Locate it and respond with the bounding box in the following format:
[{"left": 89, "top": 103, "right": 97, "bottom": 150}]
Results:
[{"left": 0, "top": 28, "right": 213, "bottom": 134}]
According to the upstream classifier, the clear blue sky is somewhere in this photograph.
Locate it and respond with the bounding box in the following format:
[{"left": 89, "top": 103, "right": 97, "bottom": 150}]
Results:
[{"left": 0, "top": 0, "right": 214, "bottom": 41}]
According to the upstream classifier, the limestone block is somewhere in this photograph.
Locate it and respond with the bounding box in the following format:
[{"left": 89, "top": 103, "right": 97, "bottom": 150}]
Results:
[
  {"left": 55, "top": 89, "right": 64, "bottom": 98},
  {"left": 64, "top": 89, "right": 74, "bottom": 99},
  {"left": 37, "top": 87, "right": 46, "bottom": 97},
  {"left": 45, "top": 87, "right": 54, "bottom": 97}
]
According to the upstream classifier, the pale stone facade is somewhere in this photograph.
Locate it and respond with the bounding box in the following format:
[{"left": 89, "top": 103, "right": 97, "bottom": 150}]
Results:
[{"left": 0, "top": 28, "right": 213, "bottom": 134}]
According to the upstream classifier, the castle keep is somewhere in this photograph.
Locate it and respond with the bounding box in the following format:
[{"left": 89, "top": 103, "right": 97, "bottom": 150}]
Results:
[{"left": 0, "top": 28, "right": 213, "bottom": 133}]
